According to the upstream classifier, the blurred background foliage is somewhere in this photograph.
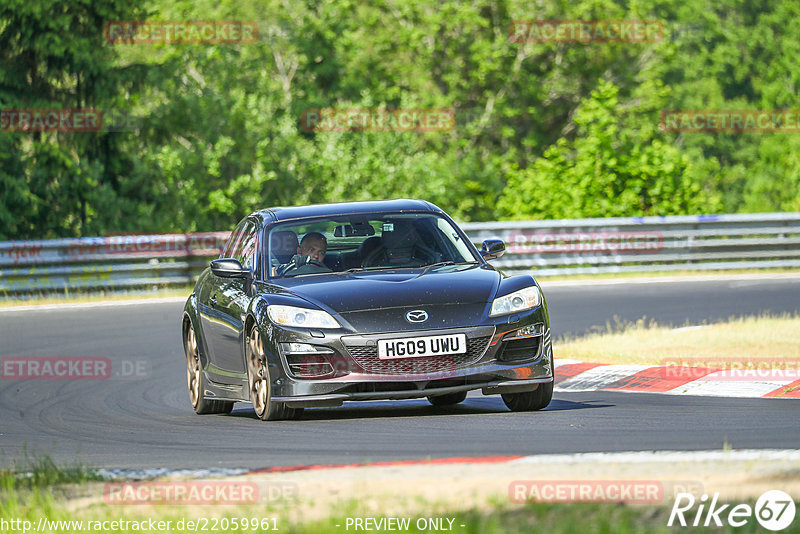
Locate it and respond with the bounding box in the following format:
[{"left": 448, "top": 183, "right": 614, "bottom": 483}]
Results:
[{"left": 1, "top": 0, "right": 799, "bottom": 239}]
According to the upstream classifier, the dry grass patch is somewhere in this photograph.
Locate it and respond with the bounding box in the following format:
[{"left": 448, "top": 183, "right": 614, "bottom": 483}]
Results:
[
  {"left": 537, "top": 267, "right": 800, "bottom": 282},
  {"left": 555, "top": 314, "right": 800, "bottom": 365}
]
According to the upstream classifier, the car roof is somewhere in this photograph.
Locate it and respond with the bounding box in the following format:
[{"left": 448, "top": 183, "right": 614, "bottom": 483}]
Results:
[{"left": 253, "top": 199, "right": 443, "bottom": 224}]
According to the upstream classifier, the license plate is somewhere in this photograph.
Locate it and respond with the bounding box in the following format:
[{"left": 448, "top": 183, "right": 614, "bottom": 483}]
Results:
[{"left": 377, "top": 334, "right": 467, "bottom": 360}]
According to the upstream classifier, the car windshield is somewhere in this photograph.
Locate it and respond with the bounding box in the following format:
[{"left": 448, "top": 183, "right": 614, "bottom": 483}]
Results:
[{"left": 267, "top": 212, "right": 478, "bottom": 278}]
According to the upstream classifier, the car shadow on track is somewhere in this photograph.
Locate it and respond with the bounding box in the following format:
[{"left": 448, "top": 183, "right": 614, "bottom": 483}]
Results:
[
  {"left": 227, "top": 396, "right": 611, "bottom": 421},
  {"left": 545, "top": 398, "right": 613, "bottom": 411}
]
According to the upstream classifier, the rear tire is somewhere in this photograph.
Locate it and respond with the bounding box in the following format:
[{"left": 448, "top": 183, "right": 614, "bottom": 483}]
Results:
[
  {"left": 184, "top": 321, "right": 234, "bottom": 415},
  {"left": 501, "top": 382, "right": 553, "bottom": 412},
  {"left": 427, "top": 391, "right": 468, "bottom": 406},
  {"left": 246, "top": 324, "right": 300, "bottom": 421}
]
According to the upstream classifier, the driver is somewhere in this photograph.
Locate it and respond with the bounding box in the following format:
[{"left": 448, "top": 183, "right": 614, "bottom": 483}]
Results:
[{"left": 278, "top": 232, "right": 332, "bottom": 275}]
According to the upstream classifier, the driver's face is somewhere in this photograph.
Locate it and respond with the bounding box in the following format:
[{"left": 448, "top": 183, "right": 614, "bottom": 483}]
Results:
[{"left": 298, "top": 237, "right": 326, "bottom": 262}]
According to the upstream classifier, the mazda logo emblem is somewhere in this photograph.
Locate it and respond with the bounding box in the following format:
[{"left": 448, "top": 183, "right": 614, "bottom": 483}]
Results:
[{"left": 405, "top": 310, "right": 428, "bottom": 323}]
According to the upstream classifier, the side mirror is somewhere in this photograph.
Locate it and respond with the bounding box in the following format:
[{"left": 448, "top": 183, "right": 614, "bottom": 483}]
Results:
[
  {"left": 480, "top": 239, "right": 505, "bottom": 260},
  {"left": 210, "top": 258, "right": 253, "bottom": 279}
]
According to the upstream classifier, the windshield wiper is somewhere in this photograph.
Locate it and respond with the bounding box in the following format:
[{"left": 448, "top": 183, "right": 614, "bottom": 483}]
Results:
[
  {"left": 426, "top": 261, "right": 456, "bottom": 268},
  {"left": 431, "top": 260, "right": 480, "bottom": 267},
  {"left": 421, "top": 260, "right": 479, "bottom": 273}
]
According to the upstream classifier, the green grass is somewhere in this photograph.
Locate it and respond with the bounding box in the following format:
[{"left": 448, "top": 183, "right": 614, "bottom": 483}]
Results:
[
  {"left": 0, "top": 456, "right": 784, "bottom": 533},
  {"left": 0, "top": 454, "right": 103, "bottom": 490},
  {"left": 0, "top": 487, "right": 775, "bottom": 534}
]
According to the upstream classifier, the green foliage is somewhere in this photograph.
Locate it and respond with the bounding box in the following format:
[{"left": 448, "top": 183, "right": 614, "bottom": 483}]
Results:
[
  {"left": 1, "top": 0, "right": 798, "bottom": 239},
  {"left": 498, "top": 80, "right": 720, "bottom": 218},
  {"left": 0, "top": 0, "right": 150, "bottom": 239}
]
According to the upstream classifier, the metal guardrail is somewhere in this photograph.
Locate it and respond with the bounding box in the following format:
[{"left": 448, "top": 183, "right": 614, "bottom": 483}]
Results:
[
  {"left": 0, "top": 213, "right": 798, "bottom": 293},
  {"left": 0, "top": 233, "right": 229, "bottom": 293},
  {"left": 461, "top": 212, "right": 800, "bottom": 276}
]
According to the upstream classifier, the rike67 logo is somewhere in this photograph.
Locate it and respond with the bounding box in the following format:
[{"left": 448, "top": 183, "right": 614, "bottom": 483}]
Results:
[{"left": 669, "top": 490, "right": 796, "bottom": 531}]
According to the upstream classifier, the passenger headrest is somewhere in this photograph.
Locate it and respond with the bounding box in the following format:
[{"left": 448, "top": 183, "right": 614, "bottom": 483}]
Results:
[
  {"left": 381, "top": 223, "right": 416, "bottom": 264},
  {"left": 271, "top": 230, "right": 299, "bottom": 264}
]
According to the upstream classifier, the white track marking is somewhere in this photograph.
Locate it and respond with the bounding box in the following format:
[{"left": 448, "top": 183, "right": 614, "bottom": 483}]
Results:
[{"left": 556, "top": 364, "right": 650, "bottom": 391}]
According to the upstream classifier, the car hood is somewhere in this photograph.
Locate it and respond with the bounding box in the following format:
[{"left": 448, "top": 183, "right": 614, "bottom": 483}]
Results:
[{"left": 274, "top": 264, "right": 501, "bottom": 313}]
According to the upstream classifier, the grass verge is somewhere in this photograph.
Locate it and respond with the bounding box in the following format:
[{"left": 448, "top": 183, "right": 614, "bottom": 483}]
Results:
[
  {"left": 0, "top": 286, "right": 193, "bottom": 308},
  {"left": 0, "top": 454, "right": 103, "bottom": 490},
  {"left": 0, "top": 481, "right": 773, "bottom": 534},
  {"left": 536, "top": 267, "right": 800, "bottom": 282},
  {"left": 555, "top": 313, "right": 800, "bottom": 365},
  {"left": 2, "top": 451, "right": 797, "bottom": 532}
]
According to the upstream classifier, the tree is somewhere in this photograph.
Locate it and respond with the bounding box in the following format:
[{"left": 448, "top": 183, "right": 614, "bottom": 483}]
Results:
[{"left": 498, "top": 79, "right": 719, "bottom": 219}]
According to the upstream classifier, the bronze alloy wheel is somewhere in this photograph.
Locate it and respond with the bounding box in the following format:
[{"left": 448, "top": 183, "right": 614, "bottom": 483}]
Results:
[
  {"left": 247, "top": 326, "right": 270, "bottom": 417},
  {"left": 185, "top": 323, "right": 202, "bottom": 408},
  {"left": 246, "top": 324, "right": 301, "bottom": 421}
]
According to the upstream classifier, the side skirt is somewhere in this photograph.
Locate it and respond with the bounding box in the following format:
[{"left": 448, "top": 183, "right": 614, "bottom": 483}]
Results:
[{"left": 204, "top": 374, "right": 249, "bottom": 403}]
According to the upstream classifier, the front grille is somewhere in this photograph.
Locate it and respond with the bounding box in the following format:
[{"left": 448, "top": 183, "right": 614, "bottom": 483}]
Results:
[{"left": 344, "top": 336, "right": 491, "bottom": 375}]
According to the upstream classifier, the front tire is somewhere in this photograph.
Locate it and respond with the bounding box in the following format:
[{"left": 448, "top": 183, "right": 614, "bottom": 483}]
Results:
[
  {"left": 246, "top": 324, "right": 301, "bottom": 421},
  {"left": 427, "top": 391, "right": 468, "bottom": 406},
  {"left": 502, "top": 382, "right": 553, "bottom": 412},
  {"left": 184, "top": 321, "right": 234, "bottom": 415}
]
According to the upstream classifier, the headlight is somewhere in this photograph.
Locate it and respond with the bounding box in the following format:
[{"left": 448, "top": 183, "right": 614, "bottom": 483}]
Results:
[
  {"left": 489, "top": 286, "right": 541, "bottom": 317},
  {"left": 267, "top": 305, "right": 341, "bottom": 329}
]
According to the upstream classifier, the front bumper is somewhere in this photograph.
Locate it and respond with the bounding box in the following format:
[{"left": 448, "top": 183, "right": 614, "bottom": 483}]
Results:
[
  {"left": 266, "top": 308, "right": 553, "bottom": 406},
  {"left": 273, "top": 377, "right": 553, "bottom": 407}
]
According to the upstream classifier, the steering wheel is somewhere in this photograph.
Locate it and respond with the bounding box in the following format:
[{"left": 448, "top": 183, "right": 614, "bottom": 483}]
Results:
[{"left": 280, "top": 255, "right": 331, "bottom": 275}]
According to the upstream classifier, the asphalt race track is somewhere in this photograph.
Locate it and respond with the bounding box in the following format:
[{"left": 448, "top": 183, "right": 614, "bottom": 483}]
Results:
[{"left": 1, "top": 275, "right": 799, "bottom": 469}]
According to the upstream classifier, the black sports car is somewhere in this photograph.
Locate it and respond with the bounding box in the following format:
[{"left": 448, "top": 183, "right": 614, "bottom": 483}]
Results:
[{"left": 182, "top": 199, "right": 553, "bottom": 420}]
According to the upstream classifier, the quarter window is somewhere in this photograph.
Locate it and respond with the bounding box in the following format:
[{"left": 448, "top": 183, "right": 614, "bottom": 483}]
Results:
[{"left": 233, "top": 220, "right": 258, "bottom": 271}]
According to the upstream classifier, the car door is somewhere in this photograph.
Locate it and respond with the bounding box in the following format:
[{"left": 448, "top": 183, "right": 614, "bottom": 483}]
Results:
[
  {"left": 198, "top": 221, "right": 242, "bottom": 369},
  {"left": 204, "top": 218, "right": 259, "bottom": 384}
]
